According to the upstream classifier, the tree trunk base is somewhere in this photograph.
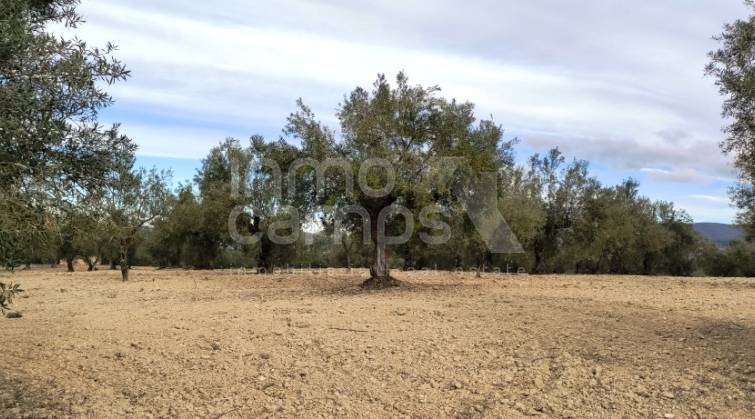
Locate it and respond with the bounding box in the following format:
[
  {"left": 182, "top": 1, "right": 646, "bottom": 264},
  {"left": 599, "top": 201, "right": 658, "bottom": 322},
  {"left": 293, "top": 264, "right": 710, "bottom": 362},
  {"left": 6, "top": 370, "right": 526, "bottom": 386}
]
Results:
[{"left": 361, "top": 275, "right": 402, "bottom": 289}]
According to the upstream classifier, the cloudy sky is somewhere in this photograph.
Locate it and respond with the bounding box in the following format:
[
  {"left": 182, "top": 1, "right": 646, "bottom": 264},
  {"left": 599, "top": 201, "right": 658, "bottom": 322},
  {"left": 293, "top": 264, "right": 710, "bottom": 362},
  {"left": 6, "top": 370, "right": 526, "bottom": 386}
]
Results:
[{"left": 75, "top": 0, "right": 750, "bottom": 223}]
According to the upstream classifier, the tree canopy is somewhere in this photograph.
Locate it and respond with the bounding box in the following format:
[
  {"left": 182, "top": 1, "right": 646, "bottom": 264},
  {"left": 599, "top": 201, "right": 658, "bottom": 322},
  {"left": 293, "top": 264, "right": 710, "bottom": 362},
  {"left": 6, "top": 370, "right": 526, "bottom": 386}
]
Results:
[
  {"left": 0, "top": 0, "right": 136, "bottom": 305},
  {"left": 134, "top": 74, "right": 712, "bottom": 283},
  {"left": 707, "top": 1, "right": 755, "bottom": 238}
]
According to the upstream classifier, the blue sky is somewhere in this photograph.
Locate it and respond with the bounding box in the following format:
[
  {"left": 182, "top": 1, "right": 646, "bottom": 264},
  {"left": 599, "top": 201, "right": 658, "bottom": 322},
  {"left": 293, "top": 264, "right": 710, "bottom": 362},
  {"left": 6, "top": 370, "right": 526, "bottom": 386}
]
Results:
[{"left": 75, "top": 0, "right": 750, "bottom": 223}]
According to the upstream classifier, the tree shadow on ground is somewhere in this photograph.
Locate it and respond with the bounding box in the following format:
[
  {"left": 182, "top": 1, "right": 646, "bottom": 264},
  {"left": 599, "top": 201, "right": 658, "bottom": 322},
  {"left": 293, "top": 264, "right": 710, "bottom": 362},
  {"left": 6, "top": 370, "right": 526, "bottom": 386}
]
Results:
[
  {"left": 0, "top": 369, "right": 73, "bottom": 418},
  {"left": 693, "top": 319, "right": 755, "bottom": 388},
  {"left": 308, "top": 277, "right": 470, "bottom": 298}
]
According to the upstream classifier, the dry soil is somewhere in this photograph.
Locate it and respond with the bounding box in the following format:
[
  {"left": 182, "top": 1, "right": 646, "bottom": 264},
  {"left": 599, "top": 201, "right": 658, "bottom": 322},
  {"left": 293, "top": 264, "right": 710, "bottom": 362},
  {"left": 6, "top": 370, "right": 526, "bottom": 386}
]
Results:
[{"left": 2, "top": 267, "right": 755, "bottom": 418}]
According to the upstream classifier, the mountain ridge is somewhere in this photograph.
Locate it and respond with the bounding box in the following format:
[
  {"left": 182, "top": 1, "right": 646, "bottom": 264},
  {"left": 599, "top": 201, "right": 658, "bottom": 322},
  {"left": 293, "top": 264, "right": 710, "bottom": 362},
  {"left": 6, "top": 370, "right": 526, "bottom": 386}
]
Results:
[{"left": 692, "top": 223, "right": 744, "bottom": 249}]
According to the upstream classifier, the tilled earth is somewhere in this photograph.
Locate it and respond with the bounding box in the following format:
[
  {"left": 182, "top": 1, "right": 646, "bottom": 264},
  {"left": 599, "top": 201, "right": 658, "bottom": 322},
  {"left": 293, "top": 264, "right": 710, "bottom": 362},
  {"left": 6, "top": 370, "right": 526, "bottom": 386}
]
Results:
[{"left": 2, "top": 267, "right": 755, "bottom": 418}]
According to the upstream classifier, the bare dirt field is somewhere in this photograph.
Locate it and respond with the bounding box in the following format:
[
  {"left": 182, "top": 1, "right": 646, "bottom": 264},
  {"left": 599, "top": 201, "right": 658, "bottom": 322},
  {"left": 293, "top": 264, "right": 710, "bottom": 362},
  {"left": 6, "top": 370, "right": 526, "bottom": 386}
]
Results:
[{"left": 2, "top": 268, "right": 755, "bottom": 418}]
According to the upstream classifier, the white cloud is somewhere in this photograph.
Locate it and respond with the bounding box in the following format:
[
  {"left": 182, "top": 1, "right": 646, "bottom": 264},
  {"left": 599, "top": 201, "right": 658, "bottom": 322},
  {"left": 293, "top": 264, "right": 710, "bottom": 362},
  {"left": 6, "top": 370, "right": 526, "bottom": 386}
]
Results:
[
  {"left": 688, "top": 194, "right": 731, "bottom": 205},
  {"left": 640, "top": 168, "right": 708, "bottom": 184},
  {"left": 73, "top": 1, "right": 741, "bottom": 174},
  {"left": 66, "top": 0, "right": 750, "bottom": 222},
  {"left": 115, "top": 122, "right": 247, "bottom": 159}
]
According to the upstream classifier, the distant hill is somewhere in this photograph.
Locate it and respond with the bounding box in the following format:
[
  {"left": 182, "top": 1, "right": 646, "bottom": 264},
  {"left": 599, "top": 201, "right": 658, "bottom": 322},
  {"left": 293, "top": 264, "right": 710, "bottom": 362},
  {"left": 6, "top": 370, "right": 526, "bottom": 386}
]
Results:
[{"left": 693, "top": 223, "right": 745, "bottom": 249}]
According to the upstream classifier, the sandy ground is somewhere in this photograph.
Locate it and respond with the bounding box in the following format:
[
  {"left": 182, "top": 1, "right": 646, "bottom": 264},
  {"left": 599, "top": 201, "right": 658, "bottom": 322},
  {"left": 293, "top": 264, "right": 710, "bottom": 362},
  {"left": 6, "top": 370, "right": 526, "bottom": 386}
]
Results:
[{"left": 2, "top": 267, "right": 755, "bottom": 419}]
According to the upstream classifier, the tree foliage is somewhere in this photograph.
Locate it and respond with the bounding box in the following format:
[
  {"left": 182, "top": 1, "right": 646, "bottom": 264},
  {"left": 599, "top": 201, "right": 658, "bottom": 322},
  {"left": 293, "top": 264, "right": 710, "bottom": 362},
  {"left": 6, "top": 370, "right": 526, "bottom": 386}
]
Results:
[
  {"left": 283, "top": 73, "right": 517, "bottom": 287},
  {"left": 707, "top": 1, "right": 755, "bottom": 238},
  {"left": 131, "top": 73, "right": 720, "bottom": 279},
  {"left": 0, "top": 0, "right": 134, "bottom": 207},
  {"left": 0, "top": 282, "right": 24, "bottom": 314},
  {"left": 96, "top": 154, "right": 171, "bottom": 281},
  {"left": 0, "top": 0, "right": 134, "bottom": 309}
]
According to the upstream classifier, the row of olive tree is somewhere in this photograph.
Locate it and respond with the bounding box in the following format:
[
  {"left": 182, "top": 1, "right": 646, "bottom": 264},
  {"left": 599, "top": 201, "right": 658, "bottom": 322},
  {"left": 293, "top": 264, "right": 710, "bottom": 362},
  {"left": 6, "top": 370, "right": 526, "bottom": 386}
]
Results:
[
  {"left": 131, "top": 73, "right": 713, "bottom": 285},
  {"left": 3, "top": 1, "right": 751, "bottom": 304}
]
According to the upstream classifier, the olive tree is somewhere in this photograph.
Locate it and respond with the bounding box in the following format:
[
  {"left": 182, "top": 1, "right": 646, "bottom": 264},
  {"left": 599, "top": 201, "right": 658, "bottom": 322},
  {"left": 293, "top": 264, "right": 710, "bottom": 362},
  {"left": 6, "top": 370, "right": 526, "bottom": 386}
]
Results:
[
  {"left": 285, "top": 73, "right": 515, "bottom": 288},
  {"left": 99, "top": 161, "right": 171, "bottom": 281}
]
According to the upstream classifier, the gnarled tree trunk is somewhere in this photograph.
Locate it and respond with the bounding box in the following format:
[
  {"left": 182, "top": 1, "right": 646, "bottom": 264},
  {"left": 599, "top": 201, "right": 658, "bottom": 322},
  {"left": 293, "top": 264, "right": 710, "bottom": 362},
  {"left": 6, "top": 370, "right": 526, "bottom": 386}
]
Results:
[
  {"left": 251, "top": 216, "right": 273, "bottom": 274},
  {"left": 85, "top": 257, "right": 98, "bottom": 272},
  {"left": 532, "top": 237, "right": 545, "bottom": 274},
  {"left": 341, "top": 236, "right": 353, "bottom": 273},
  {"left": 119, "top": 238, "right": 130, "bottom": 281},
  {"left": 362, "top": 209, "right": 400, "bottom": 289}
]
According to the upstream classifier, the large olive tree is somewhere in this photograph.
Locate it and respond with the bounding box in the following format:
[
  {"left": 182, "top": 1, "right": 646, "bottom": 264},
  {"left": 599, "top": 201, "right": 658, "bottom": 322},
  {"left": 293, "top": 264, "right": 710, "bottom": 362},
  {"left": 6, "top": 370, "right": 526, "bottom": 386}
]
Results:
[{"left": 285, "top": 73, "right": 515, "bottom": 288}]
